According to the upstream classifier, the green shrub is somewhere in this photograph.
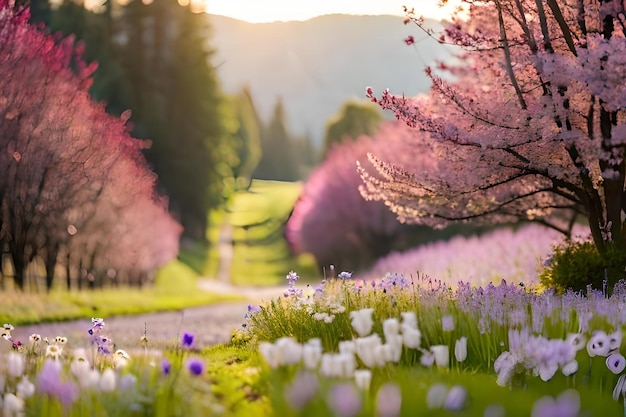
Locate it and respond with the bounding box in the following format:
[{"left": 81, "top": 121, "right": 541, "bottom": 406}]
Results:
[{"left": 540, "top": 240, "right": 626, "bottom": 293}]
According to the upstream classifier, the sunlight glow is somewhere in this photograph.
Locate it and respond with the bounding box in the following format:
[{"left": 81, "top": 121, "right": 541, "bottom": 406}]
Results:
[{"left": 205, "top": 0, "right": 463, "bottom": 23}]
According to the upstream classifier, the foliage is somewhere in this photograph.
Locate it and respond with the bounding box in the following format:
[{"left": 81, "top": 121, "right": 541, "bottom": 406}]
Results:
[
  {"left": 288, "top": 121, "right": 442, "bottom": 272},
  {"left": 361, "top": 0, "right": 626, "bottom": 259},
  {"left": 322, "top": 99, "right": 383, "bottom": 157},
  {"left": 0, "top": 1, "right": 181, "bottom": 291},
  {"left": 45, "top": 0, "right": 235, "bottom": 242},
  {"left": 253, "top": 98, "right": 301, "bottom": 182},
  {"left": 540, "top": 239, "right": 626, "bottom": 293}
]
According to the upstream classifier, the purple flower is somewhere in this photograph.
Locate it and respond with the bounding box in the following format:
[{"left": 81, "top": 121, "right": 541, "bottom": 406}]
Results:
[
  {"left": 328, "top": 383, "right": 362, "bottom": 417},
  {"left": 285, "top": 371, "right": 319, "bottom": 410},
  {"left": 181, "top": 332, "right": 195, "bottom": 348},
  {"left": 247, "top": 304, "right": 262, "bottom": 314},
  {"left": 531, "top": 389, "right": 580, "bottom": 417},
  {"left": 37, "top": 359, "right": 78, "bottom": 408},
  {"left": 338, "top": 271, "right": 353, "bottom": 279},
  {"left": 186, "top": 358, "right": 205, "bottom": 376},
  {"left": 161, "top": 358, "right": 171, "bottom": 375},
  {"left": 606, "top": 353, "right": 626, "bottom": 374}
]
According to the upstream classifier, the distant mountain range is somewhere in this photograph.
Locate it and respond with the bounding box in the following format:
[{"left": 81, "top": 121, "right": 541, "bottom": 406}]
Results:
[{"left": 207, "top": 13, "right": 453, "bottom": 147}]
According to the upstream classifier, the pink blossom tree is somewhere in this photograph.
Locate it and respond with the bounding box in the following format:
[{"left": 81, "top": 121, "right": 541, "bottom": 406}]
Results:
[
  {"left": 288, "top": 121, "right": 441, "bottom": 271},
  {"left": 361, "top": 1, "right": 626, "bottom": 261},
  {"left": 0, "top": 1, "right": 181, "bottom": 290}
]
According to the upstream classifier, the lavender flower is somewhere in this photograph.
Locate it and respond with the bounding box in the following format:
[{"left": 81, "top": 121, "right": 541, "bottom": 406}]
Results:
[
  {"left": 531, "top": 389, "right": 580, "bottom": 417},
  {"left": 284, "top": 371, "right": 319, "bottom": 411},
  {"left": 338, "top": 271, "right": 353, "bottom": 279},
  {"left": 328, "top": 383, "right": 362, "bottom": 417},
  {"left": 161, "top": 358, "right": 172, "bottom": 375},
  {"left": 606, "top": 353, "right": 626, "bottom": 374},
  {"left": 37, "top": 359, "right": 79, "bottom": 408},
  {"left": 376, "top": 383, "right": 402, "bottom": 417}
]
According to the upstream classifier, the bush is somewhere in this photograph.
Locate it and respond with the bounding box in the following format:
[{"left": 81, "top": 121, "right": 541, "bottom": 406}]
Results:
[{"left": 540, "top": 240, "right": 626, "bottom": 293}]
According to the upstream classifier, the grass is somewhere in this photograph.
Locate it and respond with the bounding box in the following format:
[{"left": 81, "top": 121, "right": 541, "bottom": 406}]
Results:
[{"left": 0, "top": 259, "right": 242, "bottom": 326}]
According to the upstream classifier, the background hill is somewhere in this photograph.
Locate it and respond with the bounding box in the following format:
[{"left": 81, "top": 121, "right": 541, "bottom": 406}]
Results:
[{"left": 208, "top": 13, "right": 453, "bottom": 147}]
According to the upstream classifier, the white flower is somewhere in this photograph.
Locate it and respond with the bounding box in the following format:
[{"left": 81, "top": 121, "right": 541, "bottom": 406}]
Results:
[
  {"left": 99, "top": 368, "right": 116, "bottom": 392},
  {"left": 28, "top": 334, "right": 41, "bottom": 344},
  {"left": 444, "top": 385, "right": 467, "bottom": 411},
  {"left": 383, "top": 318, "right": 400, "bottom": 339},
  {"left": 303, "top": 342, "right": 322, "bottom": 370},
  {"left": 338, "top": 340, "right": 356, "bottom": 355},
  {"left": 426, "top": 383, "right": 448, "bottom": 409},
  {"left": 337, "top": 352, "right": 356, "bottom": 378},
  {"left": 566, "top": 333, "right": 586, "bottom": 351},
  {"left": 16, "top": 376, "right": 35, "bottom": 399},
  {"left": 400, "top": 311, "right": 417, "bottom": 329},
  {"left": 259, "top": 342, "right": 281, "bottom": 368},
  {"left": 454, "top": 337, "right": 467, "bottom": 362},
  {"left": 323, "top": 314, "right": 335, "bottom": 324},
  {"left": 402, "top": 327, "right": 421, "bottom": 349},
  {"left": 431, "top": 345, "right": 449, "bottom": 368},
  {"left": 3, "top": 393, "right": 24, "bottom": 417},
  {"left": 354, "top": 369, "right": 372, "bottom": 391},
  {"left": 562, "top": 360, "right": 578, "bottom": 376},
  {"left": 7, "top": 352, "right": 25, "bottom": 377},
  {"left": 609, "top": 330, "right": 623, "bottom": 351},
  {"left": 45, "top": 344, "right": 63, "bottom": 359},
  {"left": 613, "top": 374, "right": 626, "bottom": 401},
  {"left": 355, "top": 334, "right": 382, "bottom": 368},
  {"left": 420, "top": 350, "right": 435, "bottom": 367},
  {"left": 384, "top": 335, "right": 403, "bottom": 363},
  {"left": 587, "top": 330, "right": 611, "bottom": 357},
  {"left": 350, "top": 308, "right": 374, "bottom": 337},
  {"left": 276, "top": 337, "right": 303, "bottom": 365}
]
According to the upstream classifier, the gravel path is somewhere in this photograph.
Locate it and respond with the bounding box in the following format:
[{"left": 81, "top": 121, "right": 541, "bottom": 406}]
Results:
[{"left": 10, "top": 280, "right": 285, "bottom": 351}]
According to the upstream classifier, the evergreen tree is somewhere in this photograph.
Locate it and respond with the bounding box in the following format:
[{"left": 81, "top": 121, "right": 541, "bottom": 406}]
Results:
[
  {"left": 253, "top": 97, "right": 300, "bottom": 181},
  {"left": 323, "top": 99, "right": 383, "bottom": 157}
]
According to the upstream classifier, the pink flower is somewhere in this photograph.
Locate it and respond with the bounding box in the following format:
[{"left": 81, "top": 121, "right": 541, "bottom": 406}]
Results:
[{"left": 404, "top": 35, "right": 415, "bottom": 45}]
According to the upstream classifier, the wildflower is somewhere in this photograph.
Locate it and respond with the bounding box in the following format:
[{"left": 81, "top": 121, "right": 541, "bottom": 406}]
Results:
[
  {"left": 285, "top": 371, "right": 319, "bottom": 411},
  {"left": 2, "top": 323, "right": 14, "bottom": 340},
  {"left": 259, "top": 342, "right": 282, "bottom": 368},
  {"left": 404, "top": 35, "right": 415, "bottom": 45},
  {"left": 606, "top": 353, "right": 626, "bottom": 374},
  {"left": 99, "top": 368, "right": 117, "bottom": 392},
  {"left": 181, "top": 332, "right": 195, "bottom": 349},
  {"left": 383, "top": 335, "right": 403, "bottom": 363},
  {"left": 426, "top": 383, "right": 448, "bottom": 409},
  {"left": 324, "top": 314, "right": 335, "bottom": 323},
  {"left": 609, "top": 330, "right": 622, "bottom": 351},
  {"left": 328, "top": 382, "right": 362, "bottom": 417},
  {"left": 91, "top": 317, "right": 105, "bottom": 329},
  {"left": 29, "top": 334, "right": 41, "bottom": 344},
  {"left": 186, "top": 357, "right": 205, "bottom": 376},
  {"left": 339, "top": 340, "right": 356, "bottom": 355},
  {"left": 420, "top": 350, "right": 435, "bottom": 367},
  {"left": 531, "top": 389, "right": 580, "bottom": 417},
  {"left": 161, "top": 358, "right": 172, "bottom": 375},
  {"left": 431, "top": 345, "right": 449, "bottom": 368},
  {"left": 286, "top": 270, "right": 300, "bottom": 283},
  {"left": 303, "top": 341, "right": 322, "bottom": 370},
  {"left": 119, "top": 373, "right": 137, "bottom": 392},
  {"left": 444, "top": 385, "right": 468, "bottom": 411},
  {"left": 587, "top": 330, "right": 611, "bottom": 357},
  {"left": 442, "top": 315, "right": 455, "bottom": 332},
  {"left": 455, "top": 337, "right": 468, "bottom": 362},
  {"left": 402, "top": 327, "right": 422, "bottom": 349},
  {"left": 383, "top": 318, "right": 400, "bottom": 339},
  {"left": 376, "top": 383, "right": 402, "bottom": 417},
  {"left": 45, "top": 344, "right": 63, "bottom": 359},
  {"left": 114, "top": 349, "right": 131, "bottom": 368},
  {"left": 54, "top": 336, "right": 68, "bottom": 345},
  {"left": 355, "top": 334, "right": 383, "bottom": 368},
  {"left": 562, "top": 360, "right": 578, "bottom": 376},
  {"left": 247, "top": 304, "right": 262, "bottom": 314},
  {"left": 614, "top": 374, "right": 626, "bottom": 401},
  {"left": 3, "top": 393, "right": 24, "bottom": 417},
  {"left": 354, "top": 369, "right": 372, "bottom": 391},
  {"left": 401, "top": 311, "right": 417, "bottom": 329},
  {"left": 16, "top": 376, "right": 35, "bottom": 399},
  {"left": 276, "top": 337, "right": 303, "bottom": 365},
  {"left": 566, "top": 333, "right": 586, "bottom": 351},
  {"left": 7, "top": 352, "right": 25, "bottom": 377},
  {"left": 350, "top": 308, "right": 374, "bottom": 337},
  {"left": 338, "top": 271, "right": 353, "bottom": 279},
  {"left": 37, "top": 359, "right": 79, "bottom": 407}
]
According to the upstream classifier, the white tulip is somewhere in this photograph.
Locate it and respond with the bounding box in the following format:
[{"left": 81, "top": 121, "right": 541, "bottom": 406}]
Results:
[
  {"left": 350, "top": 308, "right": 374, "bottom": 337},
  {"left": 454, "top": 337, "right": 467, "bottom": 362},
  {"left": 431, "top": 345, "right": 449, "bottom": 368}
]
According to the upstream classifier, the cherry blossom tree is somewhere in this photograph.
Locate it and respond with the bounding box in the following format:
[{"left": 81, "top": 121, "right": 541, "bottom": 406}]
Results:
[
  {"left": 287, "top": 121, "right": 437, "bottom": 271},
  {"left": 361, "top": 0, "right": 626, "bottom": 261},
  {"left": 0, "top": 1, "right": 181, "bottom": 290}
]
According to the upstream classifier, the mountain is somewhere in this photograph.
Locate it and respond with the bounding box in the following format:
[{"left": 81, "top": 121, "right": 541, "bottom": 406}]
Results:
[{"left": 207, "top": 13, "right": 453, "bottom": 148}]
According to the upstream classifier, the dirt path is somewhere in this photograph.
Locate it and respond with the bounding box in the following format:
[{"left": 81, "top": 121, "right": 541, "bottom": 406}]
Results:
[{"left": 10, "top": 280, "right": 285, "bottom": 351}]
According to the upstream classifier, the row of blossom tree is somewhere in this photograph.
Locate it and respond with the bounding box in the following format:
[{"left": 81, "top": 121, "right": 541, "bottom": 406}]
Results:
[
  {"left": 360, "top": 0, "right": 626, "bottom": 286},
  {"left": 0, "top": 2, "right": 181, "bottom": 291}
]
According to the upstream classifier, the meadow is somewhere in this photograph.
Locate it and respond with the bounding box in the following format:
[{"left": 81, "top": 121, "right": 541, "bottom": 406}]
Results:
[{"left": 1, "top": 180, "right": 624, "bottom": 416}]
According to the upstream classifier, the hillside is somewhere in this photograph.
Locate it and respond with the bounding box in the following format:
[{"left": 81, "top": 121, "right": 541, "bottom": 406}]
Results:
[{"left": 207, "top": 13, "right": 453, "bottom": 147}]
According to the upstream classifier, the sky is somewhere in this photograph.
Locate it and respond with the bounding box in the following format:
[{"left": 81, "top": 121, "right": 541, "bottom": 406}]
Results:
[{"left": 204, "top": 0, "right": 461, "bottom": 23}]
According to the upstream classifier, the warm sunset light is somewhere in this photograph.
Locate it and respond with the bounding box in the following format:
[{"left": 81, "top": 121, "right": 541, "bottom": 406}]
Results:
[{"left": 205, "top": 0, "right": 462, "bottom": 23}]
